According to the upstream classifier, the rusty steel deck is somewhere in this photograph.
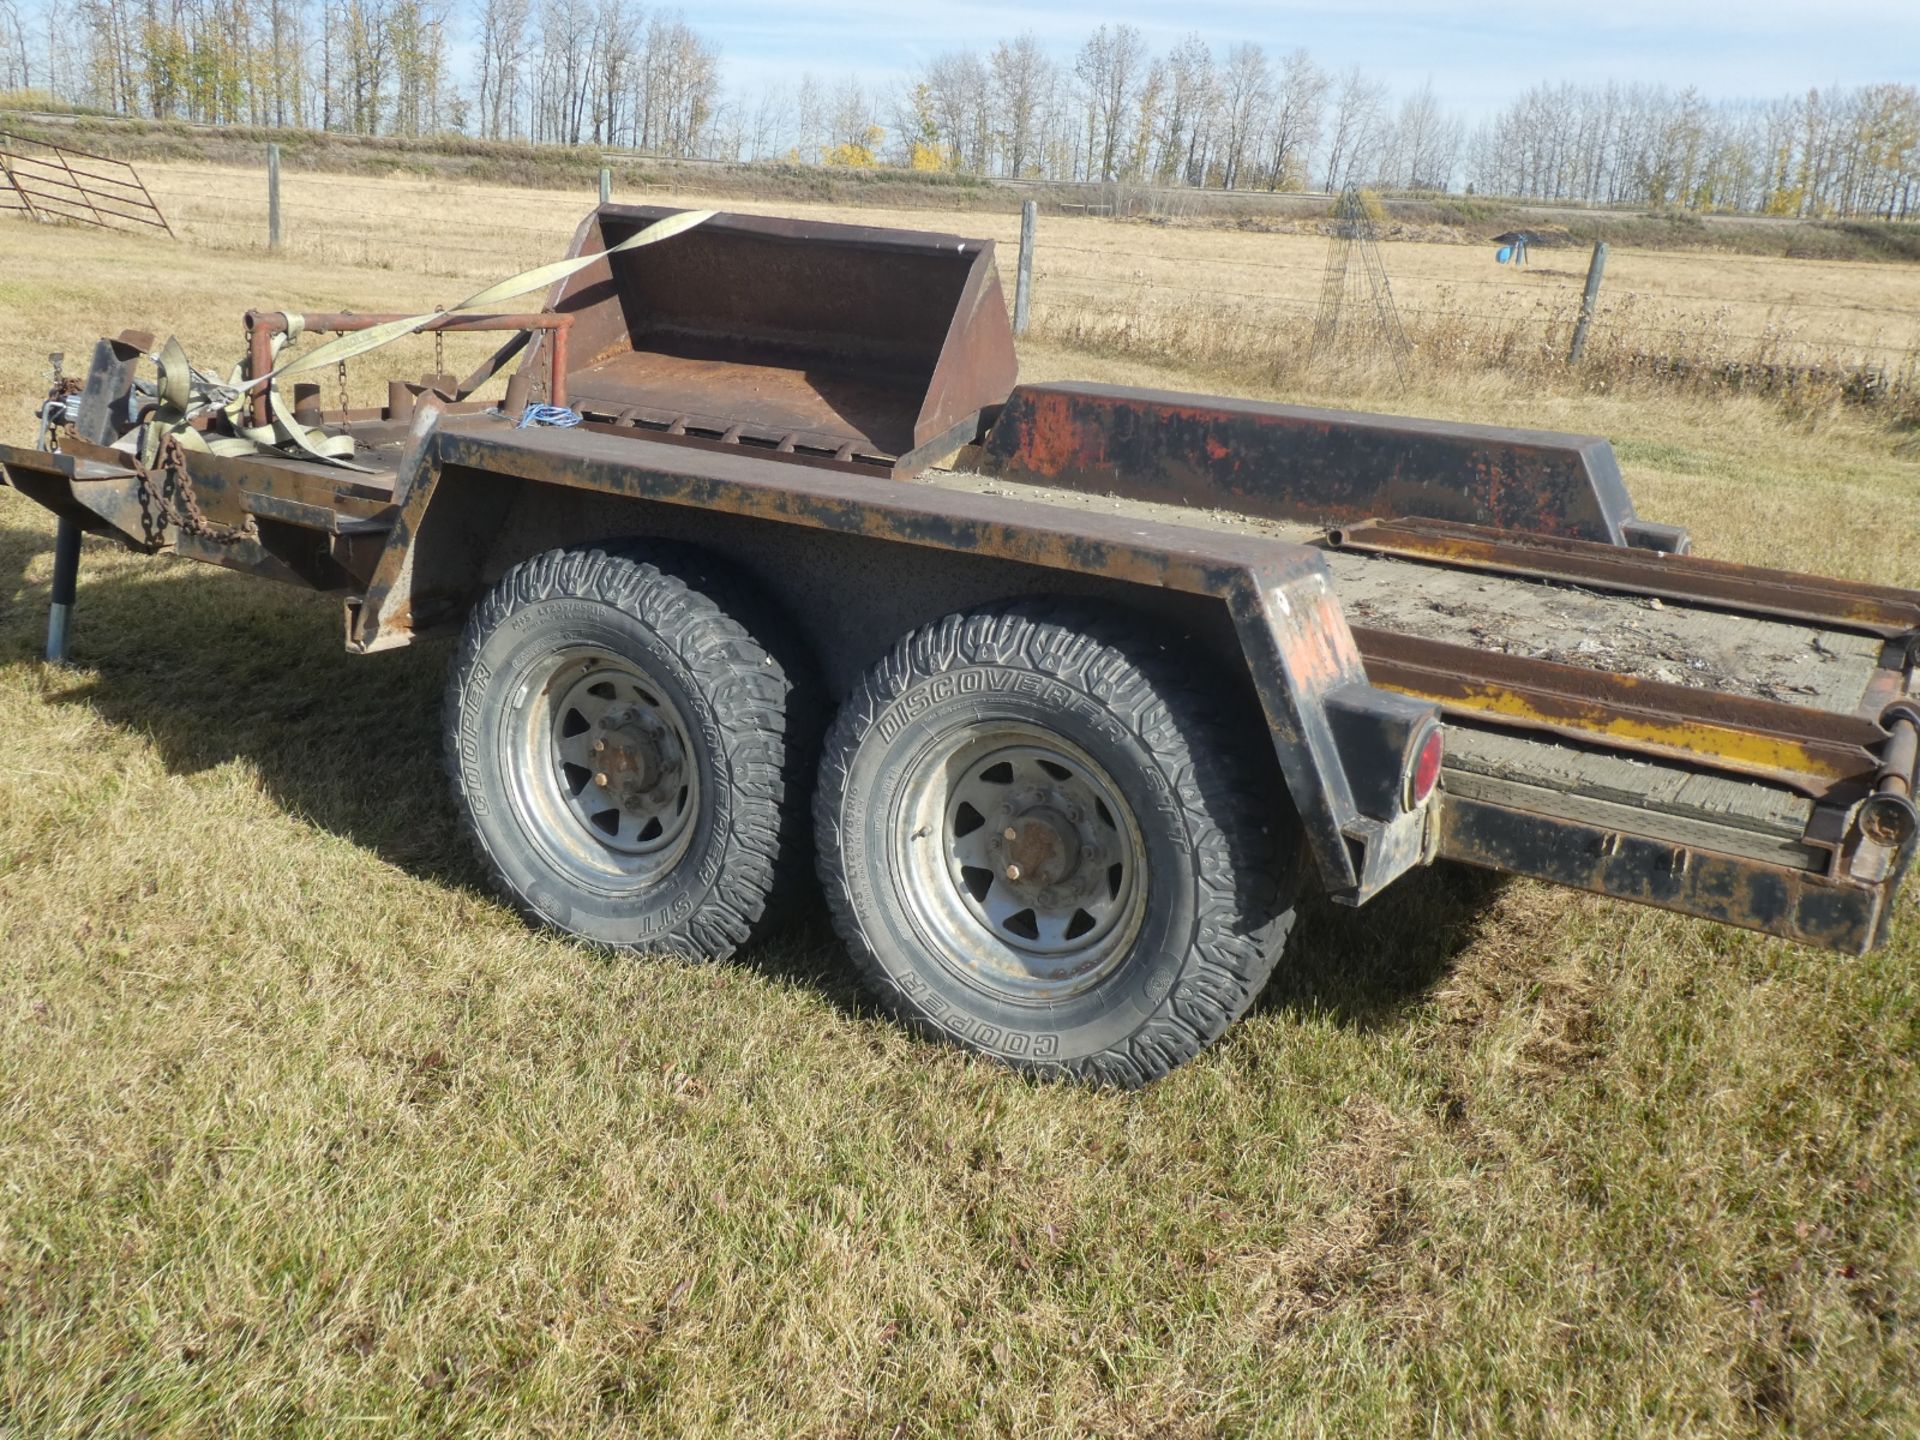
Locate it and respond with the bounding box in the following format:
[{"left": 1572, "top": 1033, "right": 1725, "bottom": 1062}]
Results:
[{"left": 911, "top": 461, "right": 1919, "bottom": 936}]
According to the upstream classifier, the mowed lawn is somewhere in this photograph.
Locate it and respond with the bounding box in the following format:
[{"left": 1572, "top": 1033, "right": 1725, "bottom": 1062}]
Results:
[{"left": 2, "top": 190, "right": 1920, "bottom": 1437}]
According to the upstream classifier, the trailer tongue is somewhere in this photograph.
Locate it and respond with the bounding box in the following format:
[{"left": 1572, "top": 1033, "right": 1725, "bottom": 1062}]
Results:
[{"left": 4, "top": 204, "right": 1915, "bottom": 1085}]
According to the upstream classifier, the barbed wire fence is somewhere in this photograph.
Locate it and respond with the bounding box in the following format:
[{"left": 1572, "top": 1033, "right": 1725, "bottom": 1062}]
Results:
[{"left": 1019, "top": 229, "right": 1919, "bottom": 409}]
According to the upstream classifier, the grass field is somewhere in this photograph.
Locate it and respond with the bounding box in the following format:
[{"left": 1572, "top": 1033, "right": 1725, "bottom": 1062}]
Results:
[
  {"left": 3, "top": 169, "right": 1920, "bottom": 1436},
  {"left": 119, "top": 161, "right": 1920, "bottom": 371}
]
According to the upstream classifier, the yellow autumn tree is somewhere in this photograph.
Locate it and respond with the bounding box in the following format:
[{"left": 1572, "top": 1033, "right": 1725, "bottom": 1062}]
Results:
[
  {"left": 903, "top": 82, "right": 952, "bottom": 170},
  {"left": 822, "top": 124, "right": 884, "bottom": 168}
]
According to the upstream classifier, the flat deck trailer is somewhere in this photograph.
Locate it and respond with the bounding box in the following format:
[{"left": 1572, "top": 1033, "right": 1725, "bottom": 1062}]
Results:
[{"left": 5, "top": 205, "right": 1916, "bottom": 1087}]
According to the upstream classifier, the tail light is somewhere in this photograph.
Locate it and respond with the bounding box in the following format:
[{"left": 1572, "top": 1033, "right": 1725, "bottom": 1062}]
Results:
[
  {"left": 1324, "top": 687, "right": 1445, "bottom": 821},
  {"left": 1406, "top": 723, "right": 1444, "bottom": 810}
]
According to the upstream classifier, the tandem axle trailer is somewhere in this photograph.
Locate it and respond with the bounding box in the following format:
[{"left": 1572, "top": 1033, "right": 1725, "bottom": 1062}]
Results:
[{"left": 5, "top": 205, "right": 1915, "bottom": 1086}]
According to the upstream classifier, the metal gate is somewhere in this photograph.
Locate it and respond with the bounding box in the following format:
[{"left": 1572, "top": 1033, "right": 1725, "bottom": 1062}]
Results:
[{"left": 0, "top": 132, "right": 173, "bottom": 237}]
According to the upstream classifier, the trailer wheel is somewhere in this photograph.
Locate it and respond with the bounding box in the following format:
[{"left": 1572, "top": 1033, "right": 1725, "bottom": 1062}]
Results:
[
  {"left": 815, "top": 602, "right": 1300, "bottom": 1087},
  {"left": 445, "top": 545, "right": 802, "bottom": 959}
]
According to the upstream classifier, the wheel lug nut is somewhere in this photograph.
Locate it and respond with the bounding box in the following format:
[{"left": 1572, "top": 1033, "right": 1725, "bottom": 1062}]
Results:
[
  {"left": 595, "top": 772, "right": 609, "bottom": 787},
  {"left": 592, "top": 739, "right": 606, "bottom": 753},
  {"left": 1003, "top": 826, "right": 1018, "bottom": 841},
  {"left": 1005, "top": 864, "right": 1021, "bottom": 881}
]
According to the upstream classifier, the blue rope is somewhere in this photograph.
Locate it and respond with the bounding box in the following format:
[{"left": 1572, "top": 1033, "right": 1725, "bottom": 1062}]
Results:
[{"left": 517, "top": 403, "right": 582, "bottom": 429}]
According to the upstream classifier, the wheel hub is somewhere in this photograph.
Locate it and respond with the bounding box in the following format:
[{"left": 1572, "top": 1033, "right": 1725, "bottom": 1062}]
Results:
[
  {"left": 989, "top": 794, "right": 1103, "bottom": 904},
  {"left": 505, "top": 650, "right": 702, "bottom": 881},
  {"left": 592, "top": 707, "right": 682, "bottom": 811},
  {"left": 894, "top": 731, "right": 1148, "bottom": 1003}
]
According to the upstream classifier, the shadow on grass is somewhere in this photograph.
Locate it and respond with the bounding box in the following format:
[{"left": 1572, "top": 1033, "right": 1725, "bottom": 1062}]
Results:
[
  {"left": 1256, "top": 863, "right": 1510, "bottom": 1031},
  {"left": 0, "top": 518, "right": 53, "bottom": 592},
  {"left": 4, "top": 525, "right": 1503, "bottom": 1032},
  {"left": 7, "top": 530, "right": 481, "bottom": 887},
  {"left": 2, "top": 529, "right": 864, "bottom": 1009}
]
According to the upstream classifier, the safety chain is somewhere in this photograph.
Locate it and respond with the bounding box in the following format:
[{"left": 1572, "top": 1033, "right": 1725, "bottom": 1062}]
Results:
[{"left": 133, "top": 430, "right": 257, "bottom": 547}]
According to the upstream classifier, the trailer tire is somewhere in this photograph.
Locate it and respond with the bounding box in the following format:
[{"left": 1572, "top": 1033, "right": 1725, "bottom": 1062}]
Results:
[
  {"left": 815, "top": 601, "right": 1301, "bottom": 1088},
  {"left": 444, "top": 544, "right": 803, "bottom": 960}
]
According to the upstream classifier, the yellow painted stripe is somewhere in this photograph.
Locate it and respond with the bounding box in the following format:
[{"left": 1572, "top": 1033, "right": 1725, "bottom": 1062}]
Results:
[{"left": 1377, "top": 679, "right": 1856, "bottom": 781}]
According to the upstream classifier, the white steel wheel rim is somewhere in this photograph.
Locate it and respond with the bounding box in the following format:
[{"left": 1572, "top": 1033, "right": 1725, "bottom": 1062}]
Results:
[
  {"left": 893, "top": 723, "right": 1149, "bottom": 1004},
  {"left": 504, "top": 646, "right": 701, "bottom": 889}
]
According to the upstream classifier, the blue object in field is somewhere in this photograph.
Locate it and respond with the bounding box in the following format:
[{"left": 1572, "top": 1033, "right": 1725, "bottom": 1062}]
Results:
[{"left": 1496, "top": 244, "right": 1514, "bottom": 264}]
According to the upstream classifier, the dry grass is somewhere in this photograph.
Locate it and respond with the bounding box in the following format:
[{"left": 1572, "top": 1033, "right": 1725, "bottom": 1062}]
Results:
[
  {"left": 3, "top": 169, "right": 1920, "bottom": 1436},
  {"left": 108, "top": 161, "right": 1920, "bottom": 362}
]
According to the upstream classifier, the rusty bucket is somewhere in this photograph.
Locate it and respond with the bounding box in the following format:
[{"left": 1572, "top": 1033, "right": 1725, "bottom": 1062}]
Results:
[{"left": 535, "top": 204, "right": 1019, "bottom": 475}]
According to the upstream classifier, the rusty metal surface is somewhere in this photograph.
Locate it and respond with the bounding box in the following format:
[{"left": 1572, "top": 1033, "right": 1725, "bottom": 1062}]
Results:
[
  {"left": 257, "top": 311, "right": 569, "bottom": 335},
  {"left": 1438, "top": 795, "right": 1900, "bottom": 954},
  {"left": 1879, "top": 704, "right": 1920, "bottom": 798},
  {"left": 10, "top": 267, "right": 1918, "bottom": 958},
  {"left": 538, "top": 205, "right": 1018, "bottom": 474},
  {"left": 1356, "top": 625, "right": 1887, "bottom": 799},
  {"left": 979, "top": 381, "right": 1656, "bottom": 544},
  {"left": 245, "top": 310, "right": 575, "bottom": 426},
  {"left": 0, "top": 427, "right": 398, "bottom": 590},
  {"left": 1861, "top": 703, "right": 1920, "bottom": 848},
  {"left": 388, "top": 415, "right": 1304, "bottom": 600},
  {"left": 1329, "top": 516, "right": 1920, "bottom": 640},
  {"left": 74, "top": 332, "right": 149, "bottom": 445},
  {"left": 351, "top": 414, "right": 1437, "bottom": 899}
]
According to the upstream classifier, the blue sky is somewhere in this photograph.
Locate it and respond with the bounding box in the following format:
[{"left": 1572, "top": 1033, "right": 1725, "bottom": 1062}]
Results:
[{"left": 701, "top": 0, "right": 1920, "bottom": 114}]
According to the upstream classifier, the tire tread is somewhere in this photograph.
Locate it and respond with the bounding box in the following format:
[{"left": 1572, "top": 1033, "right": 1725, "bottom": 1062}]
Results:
[
  {"left": 815, "top": 599, "right": 1299, "bottom": 1088},
  {"left": 444, "top": 544, "right": 802, "bottom": 959}
]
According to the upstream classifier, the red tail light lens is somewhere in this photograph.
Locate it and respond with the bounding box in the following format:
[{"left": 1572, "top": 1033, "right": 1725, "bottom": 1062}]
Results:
[{"left": 1407, "top": 725, "right": 1444, "bottom": 809}]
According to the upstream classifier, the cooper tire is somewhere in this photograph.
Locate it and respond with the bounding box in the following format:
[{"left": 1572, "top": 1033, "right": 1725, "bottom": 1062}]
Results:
[
  {"left": 815, "top": 601, "right": 1301, "bottom": 1087},
  {"left": 445, "top": 544, "right": 803, "bottom": 959}
]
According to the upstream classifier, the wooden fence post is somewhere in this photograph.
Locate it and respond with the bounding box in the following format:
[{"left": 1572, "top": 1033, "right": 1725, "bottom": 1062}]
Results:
[
  {"left": 599, "top": 166, "right": 611, "bottom": 205},
  {"left": 1568, "top": 241, "right": 1608, "bottom": 363},
  {"left": 1014, "top": 199, "right": 1036, "bottom": 336},
  {"left": 267, "top": 143, "right": 282, "bottom": 250}
]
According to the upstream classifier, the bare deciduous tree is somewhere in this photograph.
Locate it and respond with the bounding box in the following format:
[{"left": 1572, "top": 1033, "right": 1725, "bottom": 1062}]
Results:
[
  {"left": 474, "top": 0, "right": 529, "bottom": 139},
  {"left": 1264, "top": 47, "right": 1325, "bottom": 191},
  {"left": 989, "top": 33, "right": 1050, "bottom": 178},
  {"left": 21, "top": 4, "right": 1916, "bottom": 213},
  {"left": 1155, "top": 33, "right": 1216, "bottom": 186},
  {"left": 1215, "top": 42, "right": 1269, "bottom": 189},
  {"left": 1074, "top": 22, "right": 1145, "bottom": 182},
  {"left": 921, "top": 49, "right": 990, "bottom": 172},
  {"left": 1322, "top": 66, "right": 1385, "bottom": 192}
]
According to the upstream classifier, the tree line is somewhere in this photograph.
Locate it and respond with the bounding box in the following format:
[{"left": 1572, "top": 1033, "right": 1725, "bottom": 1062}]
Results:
[{"left": 2, "top": 1, "right": 1914, "bottom": 219}]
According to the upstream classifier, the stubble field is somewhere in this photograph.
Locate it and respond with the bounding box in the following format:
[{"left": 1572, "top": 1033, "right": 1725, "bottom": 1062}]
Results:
[{"left": 2, "top": 160, "right": 1919, "bottom": 1436}]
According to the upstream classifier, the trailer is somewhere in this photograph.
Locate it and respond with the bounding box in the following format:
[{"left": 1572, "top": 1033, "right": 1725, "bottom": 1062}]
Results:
[{"left": 5, "top": 205, "right": 1917, "bottom": 1087}]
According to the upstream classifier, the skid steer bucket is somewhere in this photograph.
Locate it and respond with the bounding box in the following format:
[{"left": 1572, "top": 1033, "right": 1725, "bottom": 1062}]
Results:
[{"left": 535, "top": 204, "right": 1019, "bottom": 476}]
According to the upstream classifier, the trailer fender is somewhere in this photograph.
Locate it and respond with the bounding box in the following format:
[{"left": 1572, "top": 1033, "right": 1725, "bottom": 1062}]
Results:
[{"left": 351, "top": 413, "right": 1441, "bottom": 902}]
